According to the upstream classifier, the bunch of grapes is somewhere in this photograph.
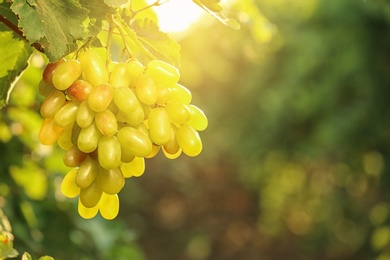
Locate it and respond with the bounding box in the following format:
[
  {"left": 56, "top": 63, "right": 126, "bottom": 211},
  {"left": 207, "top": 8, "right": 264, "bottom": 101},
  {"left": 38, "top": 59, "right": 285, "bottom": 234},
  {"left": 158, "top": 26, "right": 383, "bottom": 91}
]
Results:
[{"left": 38, "top": 49, "right": 208, "bottom": 220}]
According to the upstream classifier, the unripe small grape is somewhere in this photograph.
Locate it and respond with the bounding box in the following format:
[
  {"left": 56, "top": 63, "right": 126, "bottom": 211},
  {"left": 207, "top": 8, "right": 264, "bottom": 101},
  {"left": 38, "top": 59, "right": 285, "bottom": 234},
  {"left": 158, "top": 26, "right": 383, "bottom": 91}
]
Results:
[
  {"left": 98, "top": 136, "right": 121, "bottom": 170},
  {"left": 148, "top": 107, "right": 171, "bottom": 145},
  {"left": 54, "top": 102, "right": 78, "bottom": 128},
  {"left": 88, "top": 83, "right": 113, "bottom": 112},
  {"left": 176, "top": 124, "right": 202, "bottom": 157},
  {"left": 145, "top": 60, "right": 180, "bottom": 86},
  {"left": 52, "top": 59, "right": 81, "bottom": 90},
  {"left": 61, "top": 168, "right": 80, "bottom": 198}
]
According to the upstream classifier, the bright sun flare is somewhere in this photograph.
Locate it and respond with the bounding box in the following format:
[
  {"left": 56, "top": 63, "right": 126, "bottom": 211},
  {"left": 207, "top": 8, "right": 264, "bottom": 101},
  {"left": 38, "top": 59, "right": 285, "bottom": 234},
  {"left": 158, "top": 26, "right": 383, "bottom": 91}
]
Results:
[{"left": 148, "top": 0, "right": 205, "bottom": 33}]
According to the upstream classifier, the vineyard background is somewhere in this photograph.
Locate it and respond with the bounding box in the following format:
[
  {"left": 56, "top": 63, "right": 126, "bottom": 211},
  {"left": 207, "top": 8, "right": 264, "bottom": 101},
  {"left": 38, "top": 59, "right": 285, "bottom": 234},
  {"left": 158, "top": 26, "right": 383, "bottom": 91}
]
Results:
[{"left": 1, "top": 0, "right": 390, "bottom": 259}]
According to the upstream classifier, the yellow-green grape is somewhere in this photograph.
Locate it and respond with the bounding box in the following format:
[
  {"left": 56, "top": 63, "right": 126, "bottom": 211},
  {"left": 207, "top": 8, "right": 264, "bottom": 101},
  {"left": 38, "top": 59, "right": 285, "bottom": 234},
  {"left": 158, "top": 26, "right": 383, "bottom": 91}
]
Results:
[
  {"left": 63, "top": 145, "right": 87, "bottom": 167},
  {"left": 121, "top": 147, "right": 135, "bottom": 163},
  {"left": 38, "top": 80, "right": 54, "bottom": 97},
  {"left": 52, "top": 59, "right": 82, "bottom": 90},
  {"left": 88, "top": 83, "right": 113, "bottom": 112},
  {"left": 71, "top": 123, "right": 82, "bottom": 146},
  {"left": 98, "top": 136, "right": 121, "bottom": 170},
  {"left": 95, "top": 110, "right": 117, "bottom": 137},
  {"left": 61, "top": 168, "right": 80, "bottom": 198},
  {"left": 126, "top": 60, "right": 144, "bottom": 87},
  {"left": 42, "top": 58, "right": 66, "bottom": 85},
  {"left": 116, "top": 104, "right": 144, "bottom": 127},
  {"left": 80, "top": 180, "right": 102, "bottom": 208},
  {"left": 57, "top": 124, "right": 73, "bottom": 150},
  {"left": 78, "top": 49, "right": 108, "bottom": 86},
  {"left": 99, "top": 193, "right": 119, "bottom": 220},
  {"left": 148, "top": 107, "right": 171, "bottom": 145},
  {"left": 170, "top": 84, "right": 192, "bottom": 105},
  {"left": 76, "top": 157, "right": 99, "bottom": 188},
  {"left": 54, "top": 102, "right": 78, "bottom": 128},
  {"left": 146, "top": 144, "right": 160, "bottom": 158},
  {"left": 145, "top": 60, "right": 180, "bottom": 86},
  {"left": 136, "top": 122, "right": 150, "bottom": 138},
  {"left": 96, "top": 167, "right": 125, "bottom": 195},
  {"left": 40, "top": 90, "right": 66, "bottom": 118},
  {"left": 162, "top": 147, "right": 182, "bottom": 159},
  {"left": 155, "top": 83, "right": 172, "bottom": 104},
  {"left": 163, "top": 124, "right": 181, "bottom": 156},
  {"left": 78, "top": 199, "right": 99, "bottom": 219},
  {"left": 120, "top": 157, "right": 145, "bottom": 178},
  {"left": 176, "top": 124, "right": 203, "bottom": 157},
  {"left": 76, "top": 100, "right": 95, "bottom": 128},
  {"left": 117, "top": 127, "right": 152, "bottom": 157},
  {"left": 107, "top": 101, "right": 119, "bottom": 114},
  {"left": 38, "top": 117, "right": 63, "bottom": 145},
  {"left": 187, "top": 105, "right": 208, "bottom": 131},
  {"left": 78, "top": 122, "right": 101, "bottom": 153},
  {"left": 113, "top": 87, "right": 139, "bottom": 114},
  {"left": 135, "top": 74, "right": 158, "bottom": 105},
  {"left": 165, "top": 102, "right": 191, "bottom": 125},
  {"left": 109, "top": 62, "right": 131, "bottom": 88}
]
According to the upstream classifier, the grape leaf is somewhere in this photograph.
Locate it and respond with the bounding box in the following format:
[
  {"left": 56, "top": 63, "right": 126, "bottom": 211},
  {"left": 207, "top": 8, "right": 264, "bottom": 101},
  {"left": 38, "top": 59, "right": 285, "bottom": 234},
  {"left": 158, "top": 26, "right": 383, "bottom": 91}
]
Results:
[
  {"left": 11, "top": 0, "right": 89, "bottom": 61},
  {"left": 80, "top": 0, "right": 115, "bottom": 38},
  {"left": 104, "top": 0, "right": 128, "bottom": 8},
  {"left": 0, "top": 1, "right": 18, "bottom": 29},
  {"left": 131, "top": 19, "right": 181, "bottom": 67},
  {"left": 0, "top": 31, "right": 33, "bottom": 108},
  {"left": 192, "top": 0, "right": 240, "bottom": 29}
]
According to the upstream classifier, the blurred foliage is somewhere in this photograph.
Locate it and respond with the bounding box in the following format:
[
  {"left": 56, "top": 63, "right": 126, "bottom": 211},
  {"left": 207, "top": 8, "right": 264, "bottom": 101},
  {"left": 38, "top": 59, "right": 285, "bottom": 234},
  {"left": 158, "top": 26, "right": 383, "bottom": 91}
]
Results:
[{"left": 1, "top": 0, "right": 390, "bottom": 259}]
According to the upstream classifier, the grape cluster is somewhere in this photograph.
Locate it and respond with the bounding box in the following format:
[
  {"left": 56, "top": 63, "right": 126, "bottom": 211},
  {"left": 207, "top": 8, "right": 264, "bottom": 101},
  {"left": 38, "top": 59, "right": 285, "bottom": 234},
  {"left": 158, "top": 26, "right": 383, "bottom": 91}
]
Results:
[{"left": 38, "top": 49, "right": 208, "bottom": 220}]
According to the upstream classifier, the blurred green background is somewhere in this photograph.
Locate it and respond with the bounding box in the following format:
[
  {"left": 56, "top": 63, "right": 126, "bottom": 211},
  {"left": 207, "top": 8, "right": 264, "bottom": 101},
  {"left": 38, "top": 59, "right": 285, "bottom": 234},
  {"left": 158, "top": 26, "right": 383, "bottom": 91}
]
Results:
[{"left": 2, "top": 0, "right": 390, "bottom": 259}]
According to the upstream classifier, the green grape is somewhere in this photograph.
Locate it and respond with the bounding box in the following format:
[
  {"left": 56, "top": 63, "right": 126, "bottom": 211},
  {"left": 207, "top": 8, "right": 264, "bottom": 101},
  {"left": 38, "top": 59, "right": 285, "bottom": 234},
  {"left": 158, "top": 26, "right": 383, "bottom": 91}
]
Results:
[
  {"left": 95, "top": 110, "right": 117, "bottom": 137},
  {"left": 145, "top": 144, "right": 160, "bottom": 158},
  {"left": 76, "top": 100, "right": 95, "bottom": 128},
  {"left": 126, "top": 60, "right": 144, "bottom": 87},
  {"left": 57, "top": 124, "right": 73, "bottom": 150},
  {"left": 38, "top": 117, "right": 63, "bottom": 145},
  {"left": 187, "top": 105, "right": 208, "bottom": 131},
  {"left": 170, "top": 84, "right": 192, "bottom": 105},
  {"left": 78, "top": 199, "right": 99, "bottom": 219},
  {"left": 109, "top": 62, "right": 131, "bottom": 88},
  {"left": 40, "top": 90, "right": 66, "bottom": 118},
  {"left": 61, "top": 168, "right": 80, "bottom": 198},
  {"left": 165, "top": 102, "right": 191, "bottom": 125},
  {"left": 116, "top": 104, "right": 144, "bottom": 127},
  {"left": 67, "top": 79, "right": 93, "bottom": 102},
  {"left": 155, "top": 83, "right": 172, "bottom": 104},
  {"left": 121, "top": 147, "right": 135, "bottom": 163},
  {"left": 113, "top": 86, "right": 139, "bottom": 114},
  {"left": 145, "top": 60, "right": 180, "bottom": 86},
  {"left": 148, "top": 107, "right": 171, "bottom": 145},
  {"left": 78, "top": 122, "right": 101, "bottom": 153},
  {"left": 162, "top": 146, "right": 182, "bottom": 159},
  {"left": 96, "top": 167, "right": 125, "bottom": 194},
  {"left": 136, "top": 122, "right": 150, "bottom": 138},
  {"left": 117, "top": 127, "right": 152, "bottom": 157},
  {"left": 80, "top": 180, "right": 102, "bottom": 208},
  {"left": 176, "top": 124, "right": 203, "bottom": 157},
  {"left": 120, "top": 157, "right": 145, "bottom": 178},
  {"left": 76, "top": 157, "right": 99, "bottom": 188},
  {"left": 107, "top": 101, "right": 119, "bottom": 114},
  {"left": 88, "top": 83, "right": 113, "bottom": 112},
  {"left": 42, "top": 58, "right": 66, "bottom": 85},
  {"left": 163, "top": 124, "right": 181, "bottom": 156},
  {"left": 71, "top": 123, "right": 82, "bottom": 146},
  {"left": 99, "top": 193, "right": 119, "bottom": 220},
  {"left": 63, "top": 145, "right": 87, "bottom": 167},
  {"left": 98, "top": 136, "right": 121, "bottom": 170},
  {"left": 38, "top": 79, "right": 54, "bottom": 97},
  {"left": 54, "top": 102, "right": 78, "bottom": 128},
  {"left": 52, "top": 59, "right": 82, "bottom": 90},
  {"left": 135, "top": 74, "right": 158, "bottom": 105},
  {"left": 78, "top": 49, "right": 108, "bottom": 86}
]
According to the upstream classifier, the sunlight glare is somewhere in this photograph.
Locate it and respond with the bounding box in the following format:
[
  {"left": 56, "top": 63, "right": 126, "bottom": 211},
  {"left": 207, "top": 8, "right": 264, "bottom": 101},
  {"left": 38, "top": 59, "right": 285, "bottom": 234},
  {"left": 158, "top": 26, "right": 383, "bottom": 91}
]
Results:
[{"left": 148, "top": 0, "right": 205, "bottom": 33}]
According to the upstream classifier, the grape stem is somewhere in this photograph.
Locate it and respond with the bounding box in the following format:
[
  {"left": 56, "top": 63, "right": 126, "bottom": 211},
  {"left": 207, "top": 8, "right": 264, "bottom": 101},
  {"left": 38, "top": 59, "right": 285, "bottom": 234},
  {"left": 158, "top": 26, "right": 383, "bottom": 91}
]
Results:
[{"left": 0, "top": 14, "right": 45, "bottom": 53}]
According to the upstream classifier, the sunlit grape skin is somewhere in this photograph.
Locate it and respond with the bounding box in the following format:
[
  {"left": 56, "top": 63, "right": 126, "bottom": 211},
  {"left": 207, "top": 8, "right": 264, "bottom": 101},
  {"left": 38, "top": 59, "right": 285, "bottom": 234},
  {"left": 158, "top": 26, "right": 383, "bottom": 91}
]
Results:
[
  {"left": 40, "top": 90, "right": 66, "bottom": 118},
  {"left": 176, "top": 124, "right": 203, "bottom": 157},
  {"left": 67, "top": 79, "right": 93, "bottom": 102},
  {"left": 42, "top": 58, "right": 65, "bottom": 85},
  {"left": 99, "top": 193, "right": 119, "bottom": 220},
  {"left": 146, "top": 59, "right": 180, "bottom": 86},
  {"left": 54, "top": 102, "right": 78, "bottom": 128},
  {"left": 63, "top": 145, "right": 87, "bottom": 167},
  {"left": 78, "top": 49, "right": 108, "bottom": 86},
  {"left": 61, "top": 168, "right": 80, "bottom": 198},
  {"left": 80, "top": 180, "right": 103, "bottom": 208},
  {"left": 98, "top": 136, "right": 121, "bottom": 170},
  {"left": 38, "top": 117, "right": 63, "bottom": 145},
  {"left": 117, "top": 127, "right": 152, "bottom": 157},
  {"left": 135, "top": 74, "right": 158, "bottom": 105},
  {"left": 76, "top": 157, "right": 98, "bottom": 189},
  {"left": 52, "top": 59, "right": 81, "bottom": 91},
  {"left": 88, "top": 83, "right": 113, "bottom": 112},
  {"left": 148, "top": 107, "right": 171, "bottom": 145},
  {"left": 96, "top": 167, "right": 125, "bottom": 195}
]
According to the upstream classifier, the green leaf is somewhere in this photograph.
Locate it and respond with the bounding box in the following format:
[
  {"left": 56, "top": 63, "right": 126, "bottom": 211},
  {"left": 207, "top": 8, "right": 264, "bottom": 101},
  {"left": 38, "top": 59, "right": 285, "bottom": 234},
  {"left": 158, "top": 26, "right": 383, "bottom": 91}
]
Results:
[
  {"left": 0, "top": 31, "right": 33, "bottom": 108},
  {"left": 80, "top": 0, "right": 115, "bottom": 38},
  {"left": 131, "top": 19, "right": 181, "bottom": 67},
  {"left": 11, "top": 0, "right": 89, "bottom": 61},
  {"left": 0, "top": 1, "right": 19, "bottom": 30},
  {"left": 192, "top": 0, "right": 240, "bottom": 30},
  {"left": 104, "top": 0, "right": 128, "bottom": 8}
]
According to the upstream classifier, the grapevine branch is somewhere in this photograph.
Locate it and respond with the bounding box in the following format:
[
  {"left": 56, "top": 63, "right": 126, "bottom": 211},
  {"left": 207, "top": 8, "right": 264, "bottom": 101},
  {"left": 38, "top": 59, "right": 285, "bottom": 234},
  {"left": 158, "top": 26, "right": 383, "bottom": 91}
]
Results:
[{"left": 0, "top": 14, "right": 45, "bottom": 53}]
